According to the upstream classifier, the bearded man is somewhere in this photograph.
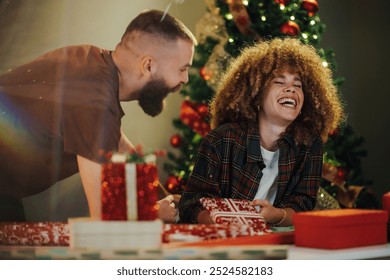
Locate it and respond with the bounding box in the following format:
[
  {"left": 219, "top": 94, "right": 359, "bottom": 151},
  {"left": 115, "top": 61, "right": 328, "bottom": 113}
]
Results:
[{"left": 0, "top": 10, "right": 196, "bottom": 222}]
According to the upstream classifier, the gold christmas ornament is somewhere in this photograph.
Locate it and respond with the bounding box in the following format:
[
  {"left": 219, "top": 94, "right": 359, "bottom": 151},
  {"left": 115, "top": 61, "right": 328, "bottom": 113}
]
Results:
[
  {"left": 195, "top": 0, "right": 232, "bottom": 91},
  {"left": 204, "top": 0, "right": 221, "bottom": 15},
  {"left": 314, "top": 187, "right": 341, "bottom": 210},
  {"left": 204, "top": 44, "right": 232, "bottom": 90},
  {"left": 195, "top": 11, "right": 228, "bottom": 45}
]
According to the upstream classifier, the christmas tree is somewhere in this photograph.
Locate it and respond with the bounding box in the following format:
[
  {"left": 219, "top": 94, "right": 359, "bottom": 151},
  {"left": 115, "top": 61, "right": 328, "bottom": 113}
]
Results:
[{"left": 164, "top": 0, "right": 375, "bottom": 209}]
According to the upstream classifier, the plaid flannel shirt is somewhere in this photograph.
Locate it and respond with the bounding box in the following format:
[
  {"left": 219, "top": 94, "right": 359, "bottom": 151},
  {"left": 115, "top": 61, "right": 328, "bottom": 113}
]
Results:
[{"left": 178, "top": 122, "right": 323, "bottom": 223}]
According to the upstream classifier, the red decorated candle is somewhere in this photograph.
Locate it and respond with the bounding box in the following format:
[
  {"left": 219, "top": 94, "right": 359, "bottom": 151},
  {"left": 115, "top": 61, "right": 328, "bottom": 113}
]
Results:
[{"left": 382, "top": 192, "right": 390, "bottom": 220}]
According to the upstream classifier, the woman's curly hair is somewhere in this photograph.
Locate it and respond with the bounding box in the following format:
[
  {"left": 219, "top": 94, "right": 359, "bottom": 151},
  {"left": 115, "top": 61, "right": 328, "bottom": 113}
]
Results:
[{"left": 210, "top": 37, "right": 345, "bottom": 145}]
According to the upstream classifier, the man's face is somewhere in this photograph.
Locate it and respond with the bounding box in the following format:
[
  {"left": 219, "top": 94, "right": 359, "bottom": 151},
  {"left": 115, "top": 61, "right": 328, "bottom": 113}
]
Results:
[
  {"left": 138, "top": 76, "right": 182, "bottom": 117},
  {"left": 138, "top": 38, "right": 194, "bottom": 117}
]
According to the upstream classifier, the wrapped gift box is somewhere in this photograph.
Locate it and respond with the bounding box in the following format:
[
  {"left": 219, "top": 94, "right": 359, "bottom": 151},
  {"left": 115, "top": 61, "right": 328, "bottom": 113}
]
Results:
[
  {"left": 0, "top": 222, "right": 69, "bottom": 246},
  {"left": 383, "top": 192, "right": 390, "bottom": 241},
  {"left": 294, "top": 209, "right": 388, "bottom": 249},
  {"left": 0, "top": 220, "right": 290, "bottom": 248},
  {"left": 162, "top": 223, "right": 271, "bottom": 243},
  {"left": 383, "top": 192, "right": 390, "bottom": 217},
  {"left": 68, "top": 218, "right": 163, "bottom": 250},
  {"left": 200, "top": 197, "right": 270, "bottom": 234},
  {"left": 101, "top": 153, "right": 159, "bottom": 221}
]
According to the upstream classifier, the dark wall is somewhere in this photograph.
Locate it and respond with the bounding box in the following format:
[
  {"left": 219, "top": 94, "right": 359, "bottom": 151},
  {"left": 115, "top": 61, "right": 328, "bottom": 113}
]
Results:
[{"left": 319, "top": 0, "right": 390, "bottom": 198}]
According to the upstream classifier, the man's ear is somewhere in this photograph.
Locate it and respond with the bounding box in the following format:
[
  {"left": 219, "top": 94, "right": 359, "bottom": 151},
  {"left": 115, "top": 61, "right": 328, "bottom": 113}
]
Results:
[{"left": 140, "top": 56, "right": 156, "bottom": 77}]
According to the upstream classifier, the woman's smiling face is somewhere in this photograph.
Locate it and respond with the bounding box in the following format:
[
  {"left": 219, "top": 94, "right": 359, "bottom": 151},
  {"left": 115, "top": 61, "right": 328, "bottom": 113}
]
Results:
[{"left": 259, "top": 69, "right": 304, "bottom": 127}]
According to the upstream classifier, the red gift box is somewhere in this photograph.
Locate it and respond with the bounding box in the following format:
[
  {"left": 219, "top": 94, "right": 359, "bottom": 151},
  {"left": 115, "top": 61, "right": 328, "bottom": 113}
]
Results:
[
  {"left": 163, "top": 223, "right": 271, "bottom": 243},
  {"left": 383, "top": 192, "right": 390, "bottom": 241},
  {"left": 294, "top": 209, "right": 388, "bottom": 249},
  {"left": 382, "top": 192, "right": 390, "bottom": 218},
  {"left": 101, "top": 153, "right": 158, "bottom": 221},
  {"left": 199, "top": 198, "right": 270, "bottom": 234},
  {"left": 0, "top": 222, "right": 69, "bottom": 246}
]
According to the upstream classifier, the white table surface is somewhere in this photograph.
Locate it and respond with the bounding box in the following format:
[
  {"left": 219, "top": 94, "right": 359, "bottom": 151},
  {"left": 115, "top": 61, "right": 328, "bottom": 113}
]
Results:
[{"left": 287, "top": 243, "right": 390, "bottom": 260}]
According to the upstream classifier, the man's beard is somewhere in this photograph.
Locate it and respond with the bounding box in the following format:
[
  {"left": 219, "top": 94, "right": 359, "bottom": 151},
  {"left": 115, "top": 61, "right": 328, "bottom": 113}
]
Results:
[{"left": 138, "top": 78, "right": 181, "bottom": 117}]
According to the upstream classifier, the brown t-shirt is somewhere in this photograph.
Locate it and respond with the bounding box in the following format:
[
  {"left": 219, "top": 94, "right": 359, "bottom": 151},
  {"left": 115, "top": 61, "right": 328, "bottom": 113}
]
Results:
[{"left": 0, "top": 45, "right": 124, "bottom": 197}]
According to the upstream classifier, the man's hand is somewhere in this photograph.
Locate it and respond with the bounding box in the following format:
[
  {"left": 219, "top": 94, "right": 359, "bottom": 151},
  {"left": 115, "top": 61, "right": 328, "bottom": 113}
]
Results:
[{"left": 157, "top": 195, "right": 177, "bottom": 223}]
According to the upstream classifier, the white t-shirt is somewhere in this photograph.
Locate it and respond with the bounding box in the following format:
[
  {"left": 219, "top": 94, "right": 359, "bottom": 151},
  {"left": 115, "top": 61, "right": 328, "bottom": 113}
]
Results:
[{"left": 253, "top": 146, "right": 279, "bottom": 204}]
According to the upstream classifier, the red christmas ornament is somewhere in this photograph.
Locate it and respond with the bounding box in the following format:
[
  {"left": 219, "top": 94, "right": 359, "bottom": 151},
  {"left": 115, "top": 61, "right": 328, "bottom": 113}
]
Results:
[
  {"left": 236, "top": 15, "right": 249, "bottom": 26},
  {"left": 170, "top": 134, "right": 182, "bottom": 148},
  {"left": 180, "top": 100, "right": 211, "bottom": 137},
  {"left": 165, "top": 176, "right": 182, "bottom": 194},
  {"left": 200, "top": 66, "right": 212, "bottom": 81},
  {"left": 302, "top": 0, "right": 319, "bottom": 16},
  {"left": 329, "top": 128, "right": 340, "bottom": 136},
  {"left": 196, "top": 103, "right": 209, "bottom": 119},
  {"left": 274, "top": 0, "right": 290, "bottom": 5},
  {"left": 227, "top": 0, "right": 254, "bottom": 36},
  {"left": 180, "top": 100, "right": 198, "bottom": 126},
  {"left": 336, "top": 167, "right": 348, "bottom": 182},
  {"left": 280, "top": 20, "right": 300, "bottom": 36}
]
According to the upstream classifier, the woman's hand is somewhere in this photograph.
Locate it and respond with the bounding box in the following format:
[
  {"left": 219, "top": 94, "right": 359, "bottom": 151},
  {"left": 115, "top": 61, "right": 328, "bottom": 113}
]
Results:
[{"left": 251, "top": 199, "right": 291, "bottom": 226}]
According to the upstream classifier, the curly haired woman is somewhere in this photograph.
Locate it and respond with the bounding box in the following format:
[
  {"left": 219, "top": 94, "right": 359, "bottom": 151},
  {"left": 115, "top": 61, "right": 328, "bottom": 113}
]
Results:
[{"left": 178, "top": 38, "right": 344, "bottom": 226}]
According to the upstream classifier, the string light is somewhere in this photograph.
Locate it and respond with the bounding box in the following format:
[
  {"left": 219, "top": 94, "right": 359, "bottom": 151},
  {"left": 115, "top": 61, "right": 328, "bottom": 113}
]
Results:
[
  {"left": 290, "top": 16, "right": 295, "bottom": 21},
  {"left": 322, "top": 61, "right": 329, "bottom": 67},
  {"left": 225, "top": 13, "right": 233, "bottom": 20},
  {"left": 302, "top": 33, "right": 308, "bottom": 39},
  {"left": 313, "top": 34, "right": 318, "bottom": 39},
  {"left": 280, "top": 5, "right": 285, "bottom": 11},
  {"left": 261, "top": 16, "right": 267, "bottom": 21},
  {"left": 243, "top": 0, "right": 249, "bottom": 5},
  {"left": 310, "top": 20, "right": 316, "bottom": 25},
  {"left": 229, "top": 38, "right": 234, "bottom": 43}
]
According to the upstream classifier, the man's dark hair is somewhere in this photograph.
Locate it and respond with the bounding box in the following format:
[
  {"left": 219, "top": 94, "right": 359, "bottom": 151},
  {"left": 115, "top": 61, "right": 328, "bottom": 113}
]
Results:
[{"left": 123, "top": 9, "right": 197, "bottom": 45}]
